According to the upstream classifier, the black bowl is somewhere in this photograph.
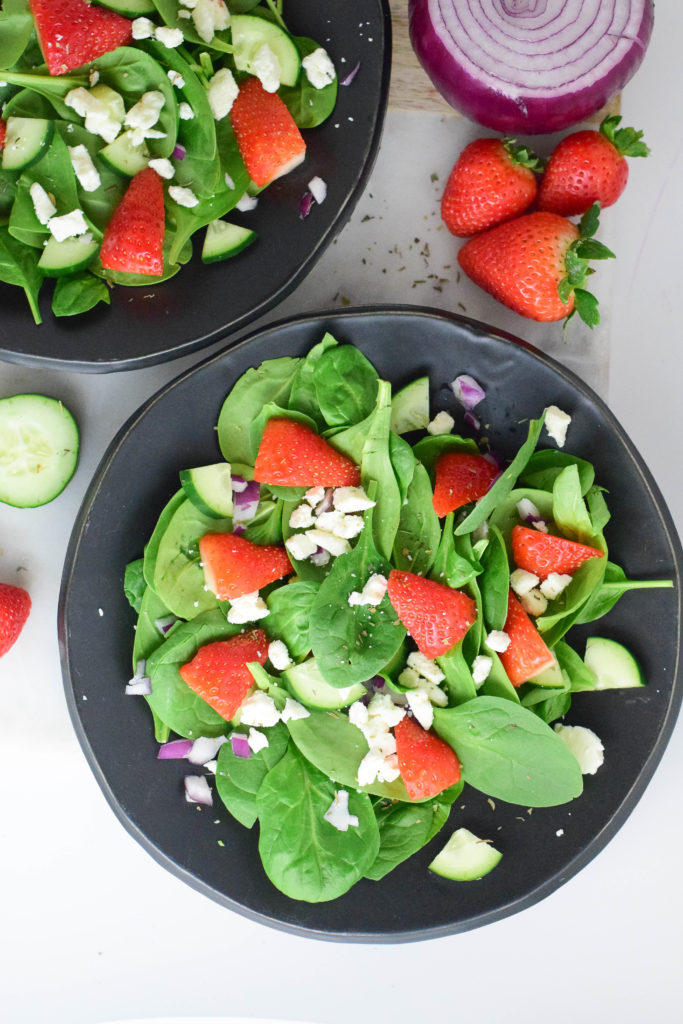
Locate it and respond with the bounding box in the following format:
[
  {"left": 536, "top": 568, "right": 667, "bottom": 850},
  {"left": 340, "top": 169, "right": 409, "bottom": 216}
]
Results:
[
  {"left": 59, "top": 307, "right": 683, "bottom": 941},
  {"left": 0, "top": 1, "right": 391, "bottom": 372}
]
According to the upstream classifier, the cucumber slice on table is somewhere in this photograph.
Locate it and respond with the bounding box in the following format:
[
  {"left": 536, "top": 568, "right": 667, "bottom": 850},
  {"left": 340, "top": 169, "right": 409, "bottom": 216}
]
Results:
[
  {"left": 179, "top": 463, "right": 233, "bottom": 518},
  {"left": 231, "top": 15, "right": 301, "bottom": 87},
  {"left": 429, "top": 827, "right": 502, "bottom": 881},
  {"left": 283, "top": 657, "right": 367, "bottom": 710},
  {"left": 38, "top": 235, "right": 99, "bottom": 277},
  {"left": 584, "top": 636, "right": 645, "bottom": 689},
  {"left": 98, "top": 133, "right": 150, "bottom": 177},
  {"left": 201, "top": 220, "right": 257, "bottom": 263},
  {"left": 1, "top": 117, "right": 54, "bottom": 171},
  {"left": 92, "top": 0, "right": 155, "bottom": 14},
  {"left": 390, "top": 376, "right": 430, "bottom": 434},
  {"left": 0, "top": 395, "right": 79, "bottom": 507}
]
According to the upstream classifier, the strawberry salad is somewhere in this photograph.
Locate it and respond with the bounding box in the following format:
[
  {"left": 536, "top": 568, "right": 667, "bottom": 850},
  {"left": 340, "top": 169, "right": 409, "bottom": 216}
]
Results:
[
  {"left": 122, "top": 333, "right": 671, "bottom": 902},
  {"left": 0, "top": 0, "right": 339, "bottom": 322}
]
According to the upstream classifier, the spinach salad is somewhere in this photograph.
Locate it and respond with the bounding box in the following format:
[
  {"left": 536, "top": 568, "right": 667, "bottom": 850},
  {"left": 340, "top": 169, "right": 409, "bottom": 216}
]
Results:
[
  {"left": 0, "top": 0, "right": 338, "bottom": 321},
  {"left": 123, "top": 333, "right": 671, "bottom": 903}
]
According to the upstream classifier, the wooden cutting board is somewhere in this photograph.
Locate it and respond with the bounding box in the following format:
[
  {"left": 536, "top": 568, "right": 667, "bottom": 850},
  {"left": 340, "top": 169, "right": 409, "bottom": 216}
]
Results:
[{"left": 387, "top": 0, "right": 620, "bottom": 119}]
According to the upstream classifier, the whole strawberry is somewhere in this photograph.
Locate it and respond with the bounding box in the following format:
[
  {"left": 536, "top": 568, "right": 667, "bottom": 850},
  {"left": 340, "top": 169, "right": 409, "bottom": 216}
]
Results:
[
  {"left": 0, "top": 582, "right": 31, "bottom": 658},
  {"left": 458, "top": 204, "right": 614, "bottom": 326},
  {"left": 538, "top": 115, "right": 649, "bottom": 217},
  {"left": 441, "top": 137, "right": 543, "bottom": 237}
]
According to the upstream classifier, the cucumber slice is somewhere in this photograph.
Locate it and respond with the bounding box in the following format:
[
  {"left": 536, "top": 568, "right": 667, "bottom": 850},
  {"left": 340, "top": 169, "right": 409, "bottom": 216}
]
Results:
[
  {"left": 390, "top": 376, "right": 430, "bottom": 434},
  {"left": 38, "top": 235, "right": 99, "bottom": 278},
  {"left": 231, "top": 15, "right": 301, "bottom": 87},
  {"left": 98, "top": 133, "right": 150, "bottom": 177},
  {"left": 92, "top": 0, "right": 155, "bottom": 14},
  {"left": 584, "top": 636, "right": 645, "bottom": 689},
  {"left": 201, "top": 220, "right": 257, "bottom": 264},
  {"left": 179, "top": 463, "right": 233, "bottom": 519},
  {"left": 283, "top": 657, "right": 366, "bottom": 710},
  {"left": 528, "top": 652, "right": 565, "bottom": 689},
  {"left": 428, "top": 828, "right": 502, "bottom": 881},
  {"left": 1, "top": 117, "right": 54, "bottom": 171},
  {"left": 0, "top": 395, "right": 79, "bottom": 507}
]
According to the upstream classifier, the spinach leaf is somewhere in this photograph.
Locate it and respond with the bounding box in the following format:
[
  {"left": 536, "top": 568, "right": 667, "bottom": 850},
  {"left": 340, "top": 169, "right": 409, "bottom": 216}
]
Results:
[
  {"left": 437, "top": 644, "right": 477, "bottom": 705},
  {"left": 257, "top": 745, "right": 380, "bottom": 902},
  {"left": 152, "top": 0, "right": 233, "bottom": 53},
  {"left": 287, "top": 331, "right": 339, "bottom": 429},
  {"left": 309, "top": 504, "right": 405, "bottom": 687},
  {"left": 523, "top": 690, "right": 572, "bottom": 726},
  {"left": 145, "top": 609, "right": 240, "bottom": 738},
  {"left": 389, "top": 431, "right": 417, "bottom": 504},
  {"left": 215, "top": 721, "right": 289, "bottom": 828},
  {"left": 124, "top": 558, "right": 146, "bottom": 613},
  {"left": 265, "top": 580, "right": 318, "bottom": 659},
  {"left": 313, "top": 344, "right": 379, "bottom": 427},
  {"left": 217, "top": 356, "right": 300, "bottom": 464},
  {"left": 280, "top": 37, "right": 338, "bottom": 129},
  {"left": 575, "top": 560, "right": 673, "bottom": 624},
  {"left": 552, "top": 464, "right": 595, "bottom": 544},
  {"left": 430, "top": 513, "right": 481, "bottom": 589},
  {"left": 535, "top": 553, "right": 607, "bottom": 646},
  {"left": 132, "top": 585, "right": 178, "bottom": 743},
  {"left": 0, "top": 0, "right": 34, "bottom": 71},
  {"left": 412, "top": 433, "right": 479, "bottom": 475},
  {"left": 520, "top": 449, "right": 595, "bottom": 495},
  {"left": 0, "top": 170, "right": 17, "bottom": 219},
  {"left": 488, "top": 487, "right": 554, "bottom": 549},
  {"left": 586, "top": 485, "right": 611, "bottom": 534},
  {"left": 455, "top": 415, "right": 546, "bottom": 536},
  {"left": 0, "top": 225, "right": 42, "bottom": 323},
  {"left": 392, "top": 462, "right": 440, "bottom": 576},
  {"left": 478, "top": 524, "right": 509, "bottom": 630},
  {"left": 243, "top": 496, "right": 284, "bottom": 546},
  {"left": 364, "top": 788, "right": 460, "bottom": 882},
  {"left": 94, "top": 46, "right": 178, "bottom": 157},
  {"left": 0, "top": 70, "right": 87, "bottom": 119},
  {"left": 60, "top": 123, "right": 125, "bottom": 231},
  {"left": 52, "top": 273, "right": 111, "bottom": 317},
  {"left": 478, "top": 651, "right": 520, "bottom": 704},
  {"left": 433, "top": 696, "right": 583, "bottom": 806}
]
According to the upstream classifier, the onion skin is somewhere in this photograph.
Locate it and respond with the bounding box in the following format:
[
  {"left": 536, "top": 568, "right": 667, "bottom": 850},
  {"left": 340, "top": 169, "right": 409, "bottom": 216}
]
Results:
[{"left": 408, "top": 0, "right": 654, "bottom": 135}]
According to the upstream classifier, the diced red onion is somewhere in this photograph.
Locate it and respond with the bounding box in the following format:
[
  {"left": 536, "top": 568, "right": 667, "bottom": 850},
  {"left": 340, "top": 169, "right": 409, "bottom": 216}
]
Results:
[
  {"left": 408, "top": 0, "right": 654, "bottom": 134},
  {"left": 233, "top": 523, "right": 246, "bottom": 536},
  {"left": 232, "top": 479, "right": 260, "bottom": 523},
  {"left": 157, "top": 738, "right": 193, "bottom": 759},
  {"left": 184, "top": 774, "right": 213, "bottom": 806},
  {"left": 300, "top": 190, "right": 314, "bottom": 219},
  {"left": 483, "top": 449, "right": 506, "bottom": 470},
  {"left": 308, "top": 176, "right": 327, "bottom": 205},
  {"left": 154, "top": 614, "right": 177, "bottom": 635},
  {"left": 314, "top": 488, "right": 334, "bottom": 516},
  {"left": 188, "top": 735, "right": 226, "bottom": 765},
  {"left": 340, "top": 60, "right": 360, "bottom": 86},
  {"left": 463, "top": 410, "right": 480, "bottom": 434},
  {"left": 231, "top": 475, "right": 248, "bottom": 494},
  {"left": 172, "top": 143, "right": 186, "bottom": 161},
  {"left": 451, "top": 373, "right": 485, "bottom": 411},
  {"left": 230, "top": 732, "right": 251, "bottom": 759}
]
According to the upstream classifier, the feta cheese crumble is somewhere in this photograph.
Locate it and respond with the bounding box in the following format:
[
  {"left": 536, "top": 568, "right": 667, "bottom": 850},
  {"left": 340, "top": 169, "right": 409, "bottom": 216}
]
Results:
[
  {"left": 315, "top": 509, "right": 364, "bottom": 539},
  {"left": 267, "top": 639, "right": 292, "bottom": 672},
  {"left": 348, "top": 573, "right": 388, "bottom": 607},
  {"left": 304, "top": 486, "right": 326, "bottom": 506},
  {"left": 207, "top": 67, "right": 238, "bottom": 120},
  {"left": 305, "top": 528, "right": 350, "bottom": 557},
  {"left": 302, "top": 47, "right": 336, "bottom": 89},
  {"left": 167, "top": 70, "right": 186, "bottom": 88},
  {"left": 520, "top": 588, "right": 548, "bottom": 616},
  {"left": 192, "top": 0, "right": 230, "bottom": 44},
  {"left": 236, "top": 193, "right": 258, "bottom": 212},
  {"left": 332, "top": 486, "right": 375, "bottom": 513},
  {"left": 323, "top": 790, "right": 358, "bottom": 832},
  {"left": 29, "top": 182, "right": 56, "bottom": 226},
  {"left": 289, "top": 503, "right": 316, "bottom": 530},
  {"left": 238, "top": 691, "right": 280, "bottom": 728},
  {"left": 131, "top": 17, "right": 155, "bottom": 40},
  {"left": 350, "top": 694, "right": 405, "bottom": 786},
  {"left": 544, "top": 405, "right": 572, "bottom": 448},
  {"left": 148, "top": 157, "right": 175, "bottom": 180},
  {"left": 65, "top": 87, "right": 122, "bottom": 144},
  {"left": 251, "top": 44, "right": 281, "bottom": 93},
  {"left": 406, "top": 689, "right": 434, "bottom": 730},
  {"left": 247, "top": 728, "right": 269, "bottom": 753},
  {"left": 485, "top": 630, "right": 510, "bottom": 653},
  {"left": 471, "top": 654, "right": 493, "bottom": 686},
  {"left": 554, "top": 723, "right": 604, "bottom": 775},
  {"left": 154, "top": 26, "right": 184, "bottom": 48},
  {"left": 285, "top": 532, "right": 318, "bottom": 562},
  {"left": 178, "top": 102, "right": 195, "bottom": 120},
  {"left": 226, "top": 590, "right": 269, "bottom": 624},
  {"left": 540, "top": 572, "right": 573, "bottom": 600},
  {"left": 124, "top": 90, "right": 165, "bottom": 146},
  {"left": 427, "top": 410, "right": 455, "bottom": 435},
  {"left": 280, "top": 697, "right": 309, "bottom": 722},
  {"left": 48, "top": 209, "right": 89, "bottom": 242},
  {"left": 68, "top": 144, "right": 101, "bottom": 192},
  {"left": 510, "top": 568, "right": 540, "bottom": 597},
  {"left": 168, "top": 184, "right": 199, "bottom": 208}
]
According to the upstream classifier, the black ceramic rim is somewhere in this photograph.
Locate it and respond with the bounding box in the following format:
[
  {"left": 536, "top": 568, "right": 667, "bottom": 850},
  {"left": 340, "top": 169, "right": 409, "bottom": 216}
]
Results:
[
  {"left": 0, "top": 1, "right": 392, "bottom": 373},
  {"left": 58, "top": 306, "right": 683, "bottom": 942}
]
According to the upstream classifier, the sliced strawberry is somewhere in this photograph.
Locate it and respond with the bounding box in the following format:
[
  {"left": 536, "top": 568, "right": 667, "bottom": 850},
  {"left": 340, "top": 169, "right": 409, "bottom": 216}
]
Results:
[
  {"left": 0, "top": 583, "right": 31, "bottom": 658},
  {"left": 432, "top": 452, "right": 499, "bottom": 518},
  {"left": 229, "top": 77, "right": 306, "bottom": 188},
  {"left": 179, "top": 629, "right": 268, "bottom": 721},
  {"left": 498, "top": 590, "right": 555, "bottom": 686},
  {"left": 0, "top": 120, "right": 6, "bottom": 151},
  {"left": 199, "top": 532, "right": 293, "bottom": 601},
  {"left": 254, "top": 418, "right": 361, "bottom": 487},
  {"left": 387, "top": 570, "right": 477, "bottom": 659},
  {"left": 100, "top": 167, "right": 165, "bottom": 276},
  {"left": 394, "top": 716, "right": 461, "bottom": 801},
  {"left": 511, "top": 524, "right": 603, "bottom": 580},
  {"left": 29, "top": 0, "right": 132, "bottom": 76}
]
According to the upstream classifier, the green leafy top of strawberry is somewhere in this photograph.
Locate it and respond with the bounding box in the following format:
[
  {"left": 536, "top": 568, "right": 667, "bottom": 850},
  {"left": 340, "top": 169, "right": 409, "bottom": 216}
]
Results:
[
  {"left": 558, "top": 203, "right": 615, "bottom": 329},
  {"left": 502, "top": 137, "right": 546, "bottom": 174},
  {"left": 599, "top": 115, "right": 650, "bottom": 159}
]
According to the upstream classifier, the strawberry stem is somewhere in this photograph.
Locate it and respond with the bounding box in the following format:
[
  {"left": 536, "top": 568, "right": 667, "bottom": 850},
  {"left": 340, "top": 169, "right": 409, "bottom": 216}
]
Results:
[
  {"left": 559, "top": 203, "right": 615, "bottom": 329},
  {"left": 600, "top": 115, "right": 650, "bottom": 158},
  {"left": 501, "top": 136, "right": 546, "bottom": 173}
]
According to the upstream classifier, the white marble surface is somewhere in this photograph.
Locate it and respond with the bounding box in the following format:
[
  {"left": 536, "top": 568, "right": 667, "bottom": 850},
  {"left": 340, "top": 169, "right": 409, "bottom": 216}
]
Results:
[{"left": 1, "top": 6, "right": 682, "bottom": 1024}]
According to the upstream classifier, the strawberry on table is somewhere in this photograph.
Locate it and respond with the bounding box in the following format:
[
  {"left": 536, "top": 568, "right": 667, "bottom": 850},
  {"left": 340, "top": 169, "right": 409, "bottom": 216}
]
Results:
[
  {"left": 457, "top": 204, "right": 614, "bottom": 327},
  {"left": 254, "top": 418, "right": 361, "bottom": 487},
  {"left": 387, "top": 570, "right": 477, "bottom": 659},
  {"left": 229, "top": 77, "right": 306, "bottom": 188},
  {"left": 100, "top": 167, "right": 165, "bottom": 276},
  {"left": 432, "top": 452, "right": 499, "bottom": 518},
  {"left": 0, "top": 583, "right": 31, "bottom": 658},
  {"left": 29, "top": 0, "right": 133, "bottom": 77},
  {"left": 538, "top": 115, "right": 649, "bottom": 217},
  {"left": 394, "top": 715, "right": 461, "bottom": 801},
  {"left": 512, "top": 524, "right": 604, "bottom": 580},
  {"left": 498, "top": 590, "right": 555, "bottom": 686},
  {"left": 199, "top": 532, "right": 293, "bottom": 601},
  {"left": 179, "top": 629, "right": 268, "bottom": 721},
  {"left": 441, "top": 137, "right": 542, "bottom": 237}
]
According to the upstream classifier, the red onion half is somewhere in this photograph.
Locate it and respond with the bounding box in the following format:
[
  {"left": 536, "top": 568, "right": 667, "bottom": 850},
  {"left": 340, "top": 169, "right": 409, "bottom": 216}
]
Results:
[{"left": 408, "top": 0, "right": 654, "bottom": 134}]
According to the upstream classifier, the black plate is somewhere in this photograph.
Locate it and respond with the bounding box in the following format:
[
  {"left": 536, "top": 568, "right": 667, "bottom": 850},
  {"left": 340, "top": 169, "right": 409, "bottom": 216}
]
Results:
[
  {"left": 0, "top": 2, "right": 390, "bottom": 373},
  {"left": 59, "top": 307, "right": 683, "bottom": 941}
]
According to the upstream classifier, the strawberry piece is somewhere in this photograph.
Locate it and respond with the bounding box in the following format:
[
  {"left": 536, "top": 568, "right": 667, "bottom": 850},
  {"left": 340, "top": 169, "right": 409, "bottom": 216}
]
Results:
[
  {"left": 199, "top": 532, "right": 293, "bottom": 601},
  {"left": 0, "top": 583, "right": 31, "bottom": 658},
  {"left": 29, "top": 0, "right": 132, "bottom": 77},
  {"left": 387, "top": 570, "right": 477, "bottom": 659},
  {"left": 229, "top": 77, "right": 306, "bottom": 188},
  {"left": 0, "top": 120, "right": 6, "bottom": 151},
  {"left": 512, "top": 524, "right": 603, "bottom": 580},
  {"left": 499, "top": 590, "right": 555, "bottom": 686},
  {"left": 100, "top": 167, "right": 165, "bottom": 276},
  {"left": 441, "top": 137, "right": 541, "bottom": 237},
  {"left": 254, "top": 418, "right": 361, "bottom": 487},
  {"left": 179, "top": 629, "right": 268, "bottom": 721},
  {"left": 432, "top": 452, "right": 498, "bottom": 518},
  {"left": 538, "top": 116, "right": 649, "bottom": 217},
  {"left": 394, "top": 716, "right": 461, "bottom": 801}
]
